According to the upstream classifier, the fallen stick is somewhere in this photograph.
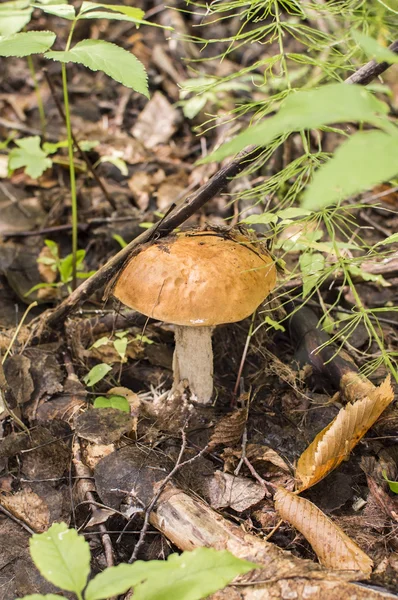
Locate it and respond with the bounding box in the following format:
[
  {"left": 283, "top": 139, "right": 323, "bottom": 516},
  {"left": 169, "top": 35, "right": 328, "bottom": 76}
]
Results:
[{"left": 94, "top": 446, "right": 396, "bottom": 600}]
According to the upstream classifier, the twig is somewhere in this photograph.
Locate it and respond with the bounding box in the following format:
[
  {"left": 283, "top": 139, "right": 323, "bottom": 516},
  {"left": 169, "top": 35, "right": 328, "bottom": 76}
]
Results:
[
  {"left": 129, "top": 431, "right": 209, "bottom": 562},
  {"left": 345, "top": 39, "right": 398, "bottom": 85},
  {"left": 72, "top": 438, "right": 115, "bottom": 568},
  {"left": 43, "top": 69, "right": 117, "bottom": 211},
  {"left": 0, "top": 504, "right": 35, "bottom": 535},
  {"left": 41, "top": 47, "right": 398, "bottom": 335}
]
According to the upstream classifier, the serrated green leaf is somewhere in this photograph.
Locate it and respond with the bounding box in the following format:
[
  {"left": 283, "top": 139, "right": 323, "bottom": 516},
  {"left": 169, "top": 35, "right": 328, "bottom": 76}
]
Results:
[
  {"left": 45, "top": 40, "right": 149, "bottom": 97},
  {"left": 203, "top": 84, "right": 390, "bottom": 163},
  {"left": 302, "top": 131, "right": 398, "bottom": 210},
  {"left": 29, "top": 523, "right": 90, "bottom": 594},
  {"left": 353, "top": 31, "right": 398, "bottom": 64},
  {"left": 93, "top": 395, "right": 130, "bottom": 412},
  {"left": 85, "top": 561, "right": 167, "bottom": 600},
  {"left": 0, "top": 31, "right": 56, "bottom": 57},
  {"left": 133, "top": 548, "right": 257, "bottom": 600},
  {"left": 8, "top": 136, "right": 52, "bottom": 178},
  {"left": 83, "top": 363, "right": 112, "bottom": 386},
  {"left": 33, "top": 3, "right": 76, "bottom": 19}
]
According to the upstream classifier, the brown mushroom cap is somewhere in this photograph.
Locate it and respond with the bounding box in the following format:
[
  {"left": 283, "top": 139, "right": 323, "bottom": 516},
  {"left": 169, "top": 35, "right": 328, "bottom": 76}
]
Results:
[{"left": 113, "top": 231, "right": 276, "bottom": 326}]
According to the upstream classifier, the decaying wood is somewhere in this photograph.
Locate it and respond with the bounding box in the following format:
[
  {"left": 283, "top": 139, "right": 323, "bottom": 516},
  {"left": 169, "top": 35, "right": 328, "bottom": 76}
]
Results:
[
  {"left": 94, "top": 447, "right": 396, "bottom": 600},
  {"left": 149, "top": 483, "right": 395, "bottom": 599}
]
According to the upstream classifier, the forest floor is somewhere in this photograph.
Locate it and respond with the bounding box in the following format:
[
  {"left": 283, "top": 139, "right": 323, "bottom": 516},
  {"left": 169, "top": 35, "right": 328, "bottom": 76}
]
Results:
[{"left": 0, "top": 2, "right": 398, "bottom": 600}]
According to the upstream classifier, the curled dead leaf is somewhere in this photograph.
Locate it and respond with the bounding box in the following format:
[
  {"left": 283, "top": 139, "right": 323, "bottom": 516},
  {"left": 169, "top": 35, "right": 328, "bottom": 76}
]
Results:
[
  {"left": 296, "top": 376, "right": 394, "bottom": 491},
  {"left": 274, "top": 488, "right": 373, "bottom": 578},
  {"left": 0, "top": 487, "right": 50, "bottom": 533},
  {"left": 209, "top": 407, "right": 248, "bottom": 449}
]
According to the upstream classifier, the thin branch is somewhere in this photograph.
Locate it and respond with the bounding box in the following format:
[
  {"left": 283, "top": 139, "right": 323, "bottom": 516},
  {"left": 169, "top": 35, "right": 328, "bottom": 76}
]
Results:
[{"left": 345, "top": 39, "right": 398, "bottom": 85}]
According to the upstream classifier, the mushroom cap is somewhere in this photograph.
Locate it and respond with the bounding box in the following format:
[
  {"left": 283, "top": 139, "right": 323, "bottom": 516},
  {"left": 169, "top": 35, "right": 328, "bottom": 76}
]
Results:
[{"left": 113, "top": 231, "right": 276, "bottom": 326}]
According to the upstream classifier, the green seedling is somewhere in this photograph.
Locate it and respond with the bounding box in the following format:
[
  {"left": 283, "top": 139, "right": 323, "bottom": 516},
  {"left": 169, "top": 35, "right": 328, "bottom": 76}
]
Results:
[{"left": 21, "top": 522, "right": 257, "bottom": 600}]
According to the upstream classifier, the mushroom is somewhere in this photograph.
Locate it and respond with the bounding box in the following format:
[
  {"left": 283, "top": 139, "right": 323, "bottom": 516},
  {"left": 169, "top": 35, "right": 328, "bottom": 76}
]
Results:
[{"left": 113, "top": 229, "right": 276, "bottom": 404}]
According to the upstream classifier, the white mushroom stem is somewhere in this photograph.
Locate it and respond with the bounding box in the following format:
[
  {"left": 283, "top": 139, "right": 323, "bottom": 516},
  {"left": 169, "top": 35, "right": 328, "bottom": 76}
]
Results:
[{"left": 172, "top": 326, "right": 214, "bottom": 404}]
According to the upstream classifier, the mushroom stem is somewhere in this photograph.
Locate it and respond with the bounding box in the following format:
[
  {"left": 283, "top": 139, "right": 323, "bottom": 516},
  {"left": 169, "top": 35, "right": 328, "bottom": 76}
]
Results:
[{"left": 172, "top": 326, "right": 214, "bottom": 404}]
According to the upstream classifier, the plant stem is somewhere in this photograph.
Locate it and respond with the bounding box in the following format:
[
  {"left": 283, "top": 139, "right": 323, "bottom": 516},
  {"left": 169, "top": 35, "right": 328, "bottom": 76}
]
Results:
[
  {"left": 62, "top": 20, "right": 78, "bottom": 290},
  {"left": 27, "top": 55, "right": 46, "bottom": 137}
]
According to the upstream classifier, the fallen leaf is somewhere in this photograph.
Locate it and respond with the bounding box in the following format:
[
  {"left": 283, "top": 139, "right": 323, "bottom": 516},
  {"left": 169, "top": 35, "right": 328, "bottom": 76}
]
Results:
[
  {"left": 209, "top": 407, "right": 248, "bottom": 449},
  {"left": 274, "top": 488, "right": 373, "bottom": 577},
  {"left": 296, "top": 376, "right": 394, "bottom": 491},
  {"left": 75, "top": 407, "right": 134, "bottom": 444},
  {"left": 0, "top": 487, "right": 50, "bottom": 532},
  {"left": 208, "top": 471, "right": 265, "bottom": 512},
  {"left": 131, "top": 91, "right": 182, "bottom": 148}
]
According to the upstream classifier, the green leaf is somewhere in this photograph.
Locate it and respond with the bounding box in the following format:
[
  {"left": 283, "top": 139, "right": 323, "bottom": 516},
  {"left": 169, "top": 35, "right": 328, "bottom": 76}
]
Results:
[
  {"left": 263, "top": 316, "right": 285, "bottom": 332},
  {"left": 302, "top": 131, "right": 398, "bottom": 209},
  {"left": 98, "top": 155, "right": 128, "bottom": 175},
  {"left": 58, "top": 249, "right": 86, "bottom": 283},
  {"left": 112, "top": 233, "right": 128, "bottom": 248},
  {"left": 241, "top": 213, "right": 278, "bottom": 225},
  {"left": 0, "top": 31, "right": 56, "bottom": 57},
  {"left": 45, "top": 40, "right": 149, "bottom": 98},
  {"left": 204, "top": 84, "right": 389, "bottom": 162},
  {"left": 93, "top": 395, "right": 130, "bottom": 412},
  {"left": 19, "top": 595, "right": 67, "bottom": 600},
  {"left": 85, "top": 562, "right": 167, "bottom": 600},
  {"left": 375, "top": 232, "right": 398, "bottom": 246},
  {"left": 183, "top": 95, "right": 208, "bottom": 119},
  {"left": 91, "top": 336, "right": 110, "bottom": 349},
  {"left": 382, "top": 470, "right": 398, "bottom": 493},
  {"left": 29, "top": 523, "right": 90, "bottom": 594},
  {"left": 353, "top": 31, "right": 398, "bottom": 64},
  {"left": 113, "top": 337, "right": 128, "bottom": 360},
  {"left": 347, "top": 265, "right": 388, "bottom": 286},
  {"left": 83, "top": 363, "right": 112, "bottom": 386},
  {"left": 8, "top": 136, "right": 52, "bottom": 178},
  {"left": 133, "top": 548, "right": 257, "bottom": 600},
  {"left": 277, "top": 207, "right": 312, "bottom": 220},
  {"left": 33, "top": 3, "right": 76, "bottom": 19},
  {"left": 299, "top": 252, "right": 325, "bottom": 297},
  {"left": 80, "top": 2, "right": 144, "bottom": 20},
  {"left": 85, "top": 549, "right": 256, "bottom": 600},
  {"left": 0, "top": 5, "right": 32, "bottom": 36}
]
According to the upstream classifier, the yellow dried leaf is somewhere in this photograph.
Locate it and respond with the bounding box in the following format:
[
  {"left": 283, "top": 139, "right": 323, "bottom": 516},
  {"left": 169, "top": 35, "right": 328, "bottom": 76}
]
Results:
[
  {"left": 296, "top": 376, "right": 394, "bottom": 491},
  {"left": 0, "top": 488, "right": 50, "bottom": 532},
  {"left": 274, "top": 488, "right": 373, "bottom": 577}
]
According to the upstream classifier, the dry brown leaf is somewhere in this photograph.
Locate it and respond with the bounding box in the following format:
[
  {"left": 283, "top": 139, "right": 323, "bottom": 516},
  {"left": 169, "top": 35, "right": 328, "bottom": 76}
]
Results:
[
  {"left": 0, "top": 488, "right": 50, "bottom": 532},
  {"left": 37, "top": 245, "right": 57, "bottom": 284},
  {"left": 209, "top": 407, "right": 248, "bottom": 449},
  {"left": 296, "top": 376, "right": 394, "bottom": 491},
  {"left": 108, "top": 386, "right": 141, "bottom": 436},
  {"left": 208, "top": 471, "right": 265, "bottom": 512},
  {"left": 274, "top": 488, "right": 373, "bottom": 577}
]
